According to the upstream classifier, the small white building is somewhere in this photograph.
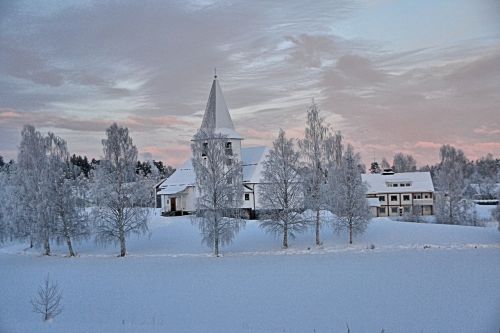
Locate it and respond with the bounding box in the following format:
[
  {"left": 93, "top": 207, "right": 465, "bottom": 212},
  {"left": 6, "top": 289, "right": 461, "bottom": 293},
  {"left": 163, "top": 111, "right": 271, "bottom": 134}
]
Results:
[
  {"left": 157, "top": 76, "right": 269, "bottom": 217},
  {"left": 362, "top": 170, "right": 435, "bottom": 217}
]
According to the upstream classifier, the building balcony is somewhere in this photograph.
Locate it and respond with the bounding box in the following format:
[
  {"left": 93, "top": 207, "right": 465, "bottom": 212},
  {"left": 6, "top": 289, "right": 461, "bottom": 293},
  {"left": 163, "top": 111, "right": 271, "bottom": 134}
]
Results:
[{"left": 413, "top": 198, "right": 433, "bottom": 206}]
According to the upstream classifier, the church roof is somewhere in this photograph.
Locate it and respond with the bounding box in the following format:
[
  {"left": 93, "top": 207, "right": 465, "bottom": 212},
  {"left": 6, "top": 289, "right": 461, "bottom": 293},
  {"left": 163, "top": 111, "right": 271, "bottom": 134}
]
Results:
[
  {"left": 160, "top": 146, "right": 269, "bottom": 192},
  {"left": 198, "top": 76, "right": 242, "bottom": 139}
]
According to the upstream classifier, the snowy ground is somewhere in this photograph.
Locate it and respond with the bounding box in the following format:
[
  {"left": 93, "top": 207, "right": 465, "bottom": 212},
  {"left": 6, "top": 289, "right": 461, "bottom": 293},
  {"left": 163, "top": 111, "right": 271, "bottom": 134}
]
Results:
[{"left": 1, "top": 212, "right": 499, "bottom": 333}]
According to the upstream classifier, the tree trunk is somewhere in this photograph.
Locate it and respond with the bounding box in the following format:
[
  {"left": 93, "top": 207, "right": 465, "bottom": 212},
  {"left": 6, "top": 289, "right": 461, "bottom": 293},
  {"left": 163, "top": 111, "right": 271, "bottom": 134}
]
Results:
[
  {"left": 66, "top": 237, "right": 75, "bottom": 257},
  {"left": 43, "top": 237, "right": 51, "bottom": 256},
  {"left": 214, "top": 235, "right": 219, "bottom": 257},
  {"left": 119, "top": 233, "right": 126, "bottom": 257},
  {"left": 283, "top": 221, "right": 288, "bottom": 248},
  {"left": 349, "top": 221, "right": 353, "bottom": 245},
  {"left": 315, "top": 209, "right": 321, "bottom": 246}
]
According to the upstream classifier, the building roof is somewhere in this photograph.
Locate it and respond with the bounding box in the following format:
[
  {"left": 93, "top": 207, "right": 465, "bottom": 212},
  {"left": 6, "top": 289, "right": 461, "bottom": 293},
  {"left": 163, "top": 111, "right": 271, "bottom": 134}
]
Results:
[
  {"left": 362, "top": 171, "right": 434, "bottom": 194},
  {"left": 158, "top": 159, "right": 195, "bottom": 195},
  {"left": 159, "top": 146, "right": 269, "bottom": 194},
  {"left": 241, "top": 146, "right": 268, "bottom": 183},
  {"left": 197, "top": 77, "right": 242, "bottom": 139}
]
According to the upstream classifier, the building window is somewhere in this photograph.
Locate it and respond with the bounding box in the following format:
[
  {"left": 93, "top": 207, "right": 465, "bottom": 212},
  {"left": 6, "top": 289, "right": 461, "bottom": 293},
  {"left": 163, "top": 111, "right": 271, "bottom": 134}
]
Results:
[
  {"left": 404, "top": 206, "right": 410, "bottom": 213},
  {"left": 391, "top": 207, "right": 398, "bottom": 213},
  {"left": 393, "top": 183, "right": 398, "bottom": 187},
  {"left": 202, "top": 142, "right": 208, "bottom": 157},
  {"left": 244, "top": 193, "right": 250, "bottom": 201},
  {"left": 405, "top": 183, "right": 411, "bottom": 187},
  {"left": 429, "top": 193, "right": 432, "bottom": 198},
  {"left": 225, "top": 142, "right": 233, "bottom": 156},
  {"left": 424, "top": 194, "right": 428, "bottom": 198},
  {"left": 390, "top": 195, "right": 398, "bottom": 201},
  {"left": 379, "top": 195, "right": 385, "bottom": 202},
  {"left": 414, "top": 194, "right": 421, "bottom": 199},
  {"left": 379, "top": 207, "right": 386, "bottom": 214},
  {"left": 400, "top": 183, "right": 405, "bottom": 187},
  {"left": 403, "top": 195, "right": 410, "bottom": 201}
]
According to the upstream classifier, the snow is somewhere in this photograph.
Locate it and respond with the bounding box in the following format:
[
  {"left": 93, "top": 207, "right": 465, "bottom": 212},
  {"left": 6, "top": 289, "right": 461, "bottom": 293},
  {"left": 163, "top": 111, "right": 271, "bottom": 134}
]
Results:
[
  {"left": 1, "top": 212, "right": 499, "bottom": 333},
  {"left": 362, "top": 172, "right": 434, "bottom": 194},
  {"left": 241, "top": 146, "right": 268, "bottom": 183}
]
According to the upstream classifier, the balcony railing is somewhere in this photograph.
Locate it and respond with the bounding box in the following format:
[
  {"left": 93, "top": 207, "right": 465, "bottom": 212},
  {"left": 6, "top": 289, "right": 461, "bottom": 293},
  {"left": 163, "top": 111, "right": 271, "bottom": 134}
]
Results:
[{"left": 413, "top": 198, "right": 433, "bottom": 206}]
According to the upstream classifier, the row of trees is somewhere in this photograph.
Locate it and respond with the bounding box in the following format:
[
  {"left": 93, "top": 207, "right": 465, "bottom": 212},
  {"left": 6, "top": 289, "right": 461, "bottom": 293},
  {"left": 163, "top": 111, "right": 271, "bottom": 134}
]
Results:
[
  {"left": 0, "top": 124, "right": 162, "bottom": 256},
  {"left": 192, "top": 102, "right": 370, "bottom": 256}
]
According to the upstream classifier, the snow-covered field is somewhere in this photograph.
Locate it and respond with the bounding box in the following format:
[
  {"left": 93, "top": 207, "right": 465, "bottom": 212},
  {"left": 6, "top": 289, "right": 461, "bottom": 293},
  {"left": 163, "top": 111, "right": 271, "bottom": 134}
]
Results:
[{"left": 1, "top": 212, "right": 499, "bottom": 333}]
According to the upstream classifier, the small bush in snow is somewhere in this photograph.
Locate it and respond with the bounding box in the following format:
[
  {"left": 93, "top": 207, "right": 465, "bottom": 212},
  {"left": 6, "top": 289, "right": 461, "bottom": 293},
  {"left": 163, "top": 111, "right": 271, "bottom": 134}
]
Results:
[{"left": 31, "top": 275, "right": 63, "bottom": 321}]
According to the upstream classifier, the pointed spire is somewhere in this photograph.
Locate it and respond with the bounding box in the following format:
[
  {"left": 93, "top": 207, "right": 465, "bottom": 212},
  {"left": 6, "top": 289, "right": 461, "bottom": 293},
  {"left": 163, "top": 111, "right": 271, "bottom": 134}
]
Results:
[{"left": 198, "top": 75, "right": 242, "bottom": 139}]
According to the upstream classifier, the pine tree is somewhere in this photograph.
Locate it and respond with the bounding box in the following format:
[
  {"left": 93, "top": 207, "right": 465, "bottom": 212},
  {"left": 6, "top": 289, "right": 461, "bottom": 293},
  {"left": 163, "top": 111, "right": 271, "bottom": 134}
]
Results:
[{"left": 259, "top": 129, "right": 306, "bottom": 248}]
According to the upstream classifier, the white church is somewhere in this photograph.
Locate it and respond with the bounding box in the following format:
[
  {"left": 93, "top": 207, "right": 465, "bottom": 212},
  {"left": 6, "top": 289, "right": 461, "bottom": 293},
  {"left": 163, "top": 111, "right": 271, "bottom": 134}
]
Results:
[{"left": 156, "top": 75, "right": 269, "bottom": 218}]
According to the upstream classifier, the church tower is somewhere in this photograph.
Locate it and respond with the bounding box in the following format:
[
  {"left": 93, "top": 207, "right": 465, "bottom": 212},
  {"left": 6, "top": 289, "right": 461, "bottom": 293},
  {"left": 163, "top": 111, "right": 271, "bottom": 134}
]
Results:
[{"left": 193, "top": 74, "right": 243, "bottom": 161}]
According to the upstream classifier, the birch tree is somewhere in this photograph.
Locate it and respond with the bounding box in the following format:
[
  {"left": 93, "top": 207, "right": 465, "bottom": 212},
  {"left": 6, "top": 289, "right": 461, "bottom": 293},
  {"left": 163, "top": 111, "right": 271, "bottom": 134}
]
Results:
[
  {"left": 191, "top": 130, "right": 244, "bottom": 257},
  {"left": 259, "top": 129, "right": 305, "bottom": 248},
  {"left": 328, "top": 144, "right": 370, "bottom": 244},
  {"left": 393, "top": 152, "right": 417, "bottom": 173},
  {"left": 0, "top": 171, "right": 11, "bottom": 243},
  {"left": 299, "top": 101, "right": 330, "bottom": 246},
  {"left": 13, "top": 125, "right": 55, "bottom": 254},
  {"left": 92, "top": 124, "right": 151, "bottom": 257},
  {"left": 46, "top": 133, "right": 90, "bottom": 256},
  {"left": 435, "top": 145, "right": 474, "bottom": 225}
]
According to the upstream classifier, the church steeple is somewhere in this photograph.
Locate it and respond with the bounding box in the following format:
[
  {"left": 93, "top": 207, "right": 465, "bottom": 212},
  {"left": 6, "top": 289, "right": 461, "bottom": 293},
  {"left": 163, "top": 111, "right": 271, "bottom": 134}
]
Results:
[{"left": 197, "top": 75, "right": 242, "bottom": 140}]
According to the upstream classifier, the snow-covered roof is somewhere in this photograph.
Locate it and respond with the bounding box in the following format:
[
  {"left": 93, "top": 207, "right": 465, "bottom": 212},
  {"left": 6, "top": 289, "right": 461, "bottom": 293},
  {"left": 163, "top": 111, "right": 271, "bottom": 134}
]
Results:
[
  {"left": 197, "top": 77, "right": 242, "bottom": 140},
  {"left": 242, "top": 146, "right": 268, "bottom": 183},
  {"left": 159, "top": 146, "right": 268, "bottom": 193},
  {"left": 362, "top": 172, "right": 434, "bottom": 194},
  {"left": 159, "top": 159, "right": 195, "bottom": 194}
]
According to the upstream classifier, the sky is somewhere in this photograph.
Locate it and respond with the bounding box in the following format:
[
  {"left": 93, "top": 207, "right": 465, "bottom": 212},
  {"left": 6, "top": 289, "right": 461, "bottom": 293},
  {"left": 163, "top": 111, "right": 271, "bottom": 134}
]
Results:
[{"left": 1, "top": 0, "right": 499, "bottom": 167}]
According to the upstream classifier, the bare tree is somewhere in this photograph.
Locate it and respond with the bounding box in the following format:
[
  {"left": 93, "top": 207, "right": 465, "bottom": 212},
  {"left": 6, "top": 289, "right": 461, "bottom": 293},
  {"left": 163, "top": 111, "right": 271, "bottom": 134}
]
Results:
[
  {"left": 259, "top": 129, "right": 306, "bottom": 248},
  {"left": 380, "top": 157, "right": 390, "bottom": 170},
  {"left": 393, "top": 152, "right": 417, "bottom": 173},
  {"left": 299, "top": 100, "right": 330, "bottom": 246},
  {"left": 328, "top": 144, "right": 370, "bottom": 244},
  {"left": 191, "top": 130, "right": 244, "bottom": 257},
  {"left": 92, "top": 124, "right": 151, "bottom": 257},
  {"left": 31, "top": 275, "right": 63, "bottom": 321}
]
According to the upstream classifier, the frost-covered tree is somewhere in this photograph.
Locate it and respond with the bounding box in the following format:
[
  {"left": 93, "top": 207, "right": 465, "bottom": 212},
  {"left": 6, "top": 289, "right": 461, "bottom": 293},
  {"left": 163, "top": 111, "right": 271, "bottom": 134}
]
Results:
[
  {"left": 92, "top": 124, "right": 151, "bottom": 257},
  {"left": 493, "top": 202, "right": 500, "bottom": 231},
  {"left": 325, "top": 131, "right": 343, "bottom": 169},
  {"left": 327, "top": 144, "right": 370, "bottom": 244},
  {"left": 31, "top": 275, "right": 63, "bottom": 321},
  {"left": 0, "top": 171, "right": 12, "bottom": 243},
  {"left": 45, "top": 135, "right": 90, "bottom": 256},
  {"left": 12, "top": 125, "right": 56, "bottom": 254},
  {"left": 259, "top": 129, "right": 306, "bottom": 248},
  {"left": 435, "top": 145, "right": 473, "bottom": 225},
  {"left": 393, "top": 153, "right": 417, "bottom": 173},
  {"left": 299, "top": 101, "right": 330, "bottom": 246},
  {"left": 380, "top": 157, "right": 390, "bottom": 170},
  {"left": 191, "top": 130, "right": 244, "bottom": 257}
]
